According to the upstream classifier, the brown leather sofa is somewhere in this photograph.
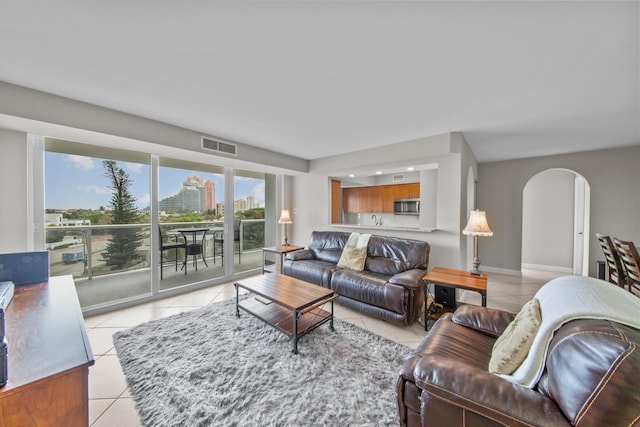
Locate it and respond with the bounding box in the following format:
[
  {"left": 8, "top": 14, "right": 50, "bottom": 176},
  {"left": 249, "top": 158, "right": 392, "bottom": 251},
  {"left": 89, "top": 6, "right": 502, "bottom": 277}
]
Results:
[
  {"left": 282, "top": 231, "right": 430, "bottom": 326},
  {"left": 396, "top": 304, "right": 640, "bottom": 426}
]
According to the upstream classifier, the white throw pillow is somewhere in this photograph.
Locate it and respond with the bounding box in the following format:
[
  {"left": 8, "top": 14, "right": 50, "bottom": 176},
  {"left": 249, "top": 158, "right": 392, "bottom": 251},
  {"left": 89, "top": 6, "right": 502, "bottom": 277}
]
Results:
[{"left": 488, "top": 298, "right": 542, "bottom": 375}]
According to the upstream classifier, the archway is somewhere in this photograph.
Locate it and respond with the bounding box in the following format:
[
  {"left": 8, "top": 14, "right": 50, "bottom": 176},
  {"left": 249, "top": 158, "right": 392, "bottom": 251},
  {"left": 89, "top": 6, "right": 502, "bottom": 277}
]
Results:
[{"left": 522, "top": 169, "right": 590, "bottom": 276}]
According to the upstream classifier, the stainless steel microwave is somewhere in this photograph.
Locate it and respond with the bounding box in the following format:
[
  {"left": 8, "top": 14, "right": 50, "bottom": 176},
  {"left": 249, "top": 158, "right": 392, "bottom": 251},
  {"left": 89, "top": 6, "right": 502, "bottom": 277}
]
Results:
[{"left": 394, "top": 198, "right": 420, "bottom": 215}]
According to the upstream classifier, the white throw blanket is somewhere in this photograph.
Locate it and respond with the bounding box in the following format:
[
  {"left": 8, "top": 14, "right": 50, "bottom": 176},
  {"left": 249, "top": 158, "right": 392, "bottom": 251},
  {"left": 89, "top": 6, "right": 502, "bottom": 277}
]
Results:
[
  {"left": 346, "top": 232, "right": 371, "bottom": 249},
  {"left": 499, "top": 275, "right": 640, "bottom": 388}
]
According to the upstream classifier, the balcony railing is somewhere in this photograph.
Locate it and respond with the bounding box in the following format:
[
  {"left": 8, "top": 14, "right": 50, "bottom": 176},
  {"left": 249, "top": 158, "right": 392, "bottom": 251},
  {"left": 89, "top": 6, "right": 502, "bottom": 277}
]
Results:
[{"left": 46, "top": 220, "right": 265, "bottom": 280}]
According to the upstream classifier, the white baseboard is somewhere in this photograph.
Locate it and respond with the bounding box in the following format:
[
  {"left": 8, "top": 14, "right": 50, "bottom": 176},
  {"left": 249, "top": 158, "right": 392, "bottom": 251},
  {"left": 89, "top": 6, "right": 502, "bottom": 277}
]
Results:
[
  {"left": 521, "top": 263, "right": 573, "bottom": 274},
  {"left": 481, "top": 266, "right": 523, "bottom": 277}
]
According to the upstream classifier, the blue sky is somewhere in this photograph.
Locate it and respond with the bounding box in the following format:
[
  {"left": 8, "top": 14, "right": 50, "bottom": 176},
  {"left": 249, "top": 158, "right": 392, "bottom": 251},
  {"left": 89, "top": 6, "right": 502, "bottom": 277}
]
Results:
[{"left": 45, "top": 152, "right": 265, "bottom": 210}]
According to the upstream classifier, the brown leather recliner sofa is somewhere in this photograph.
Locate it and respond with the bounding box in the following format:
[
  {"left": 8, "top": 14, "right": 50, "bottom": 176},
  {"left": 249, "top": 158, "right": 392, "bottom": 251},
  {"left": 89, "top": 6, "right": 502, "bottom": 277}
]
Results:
[
  {"left": 396, "top": 304, "right": 640, "bottom": 426},
  {"left": 282, "top": 231, "right": 430, "bottom": 326}
]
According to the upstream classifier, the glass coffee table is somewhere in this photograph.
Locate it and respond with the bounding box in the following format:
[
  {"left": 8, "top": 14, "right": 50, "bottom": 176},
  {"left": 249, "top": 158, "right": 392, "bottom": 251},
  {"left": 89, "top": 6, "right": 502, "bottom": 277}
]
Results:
[{"left": 234, "top": 273, "right": 338, "bottom": 354}]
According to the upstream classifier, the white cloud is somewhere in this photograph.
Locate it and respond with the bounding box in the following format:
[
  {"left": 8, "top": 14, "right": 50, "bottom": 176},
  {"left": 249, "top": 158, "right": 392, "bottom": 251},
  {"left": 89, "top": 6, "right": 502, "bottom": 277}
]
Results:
[
  {"left": 67, "top": 155, "right": 94, "bottom": 170},
  {"left": 161, "top": 183, "right": 184, "bottom": 200},
  {"left": 125, "top": 162, "right": 144, "bottom": 174},
  {"left": 76, "top": 185, "right": 111, "bottom": 195},
  {"left": 251, "top": 182, "right": 265, "bottom": 206},
  {"left": 138, "top": 193, "right": 150, "bottom": 207}
]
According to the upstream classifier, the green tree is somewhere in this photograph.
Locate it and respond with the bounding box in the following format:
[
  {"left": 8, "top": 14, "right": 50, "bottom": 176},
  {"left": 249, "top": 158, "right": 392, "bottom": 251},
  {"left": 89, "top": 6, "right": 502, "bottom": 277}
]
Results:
[
  {"left": 236, "top": 208, "right": 264, "bottom": 220},
  {"left": 101, "top": 160, "right": 143, "bottom": 270}
]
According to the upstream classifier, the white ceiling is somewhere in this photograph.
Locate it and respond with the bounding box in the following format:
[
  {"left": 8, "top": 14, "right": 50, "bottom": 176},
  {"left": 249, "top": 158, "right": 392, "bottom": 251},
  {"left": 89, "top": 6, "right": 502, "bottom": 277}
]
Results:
[{"left": 0, "top": 1, "right": 638, "bottom": 163}]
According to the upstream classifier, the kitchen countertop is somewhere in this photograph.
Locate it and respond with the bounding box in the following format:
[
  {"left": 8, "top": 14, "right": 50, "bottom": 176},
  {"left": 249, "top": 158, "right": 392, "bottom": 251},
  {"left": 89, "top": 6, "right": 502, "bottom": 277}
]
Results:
[{"left": 331, "top": 224, "right": 436, "bottom": 233}]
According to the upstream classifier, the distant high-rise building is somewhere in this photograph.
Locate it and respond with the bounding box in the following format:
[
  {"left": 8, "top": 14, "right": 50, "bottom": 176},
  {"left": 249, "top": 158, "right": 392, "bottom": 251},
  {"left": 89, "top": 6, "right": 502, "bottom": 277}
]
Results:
[
  {"left": 204, "top": 180, "right": 215, "bottom": 211},
  {"left": 187, "top": 175, "right": 203, "bottom": 185},
  {"left": 159, "top": 175, "right": 208, "bottom": 212},
  {"left": 246, "top": 196, "right": 256, "bottom": 209},
  {"left": 234, "top": 199, "right": 247, "bottom": 212}
]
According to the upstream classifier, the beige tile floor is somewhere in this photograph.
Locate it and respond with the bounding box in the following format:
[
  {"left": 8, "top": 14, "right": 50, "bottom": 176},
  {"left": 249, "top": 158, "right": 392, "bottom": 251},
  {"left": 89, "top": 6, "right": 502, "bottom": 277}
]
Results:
[{"left": 85, "top": 269, "right": 566, "bottom": 426}]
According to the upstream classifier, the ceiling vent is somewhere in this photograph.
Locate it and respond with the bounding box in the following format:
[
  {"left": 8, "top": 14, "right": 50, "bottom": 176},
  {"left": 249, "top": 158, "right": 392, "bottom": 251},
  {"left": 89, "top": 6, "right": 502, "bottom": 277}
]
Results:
[
  {"left": 392, "top": 173, "right": 405, "bottom": 182},
  {"left": 201, "top": 136, "right": 237, "bottom": 156}
]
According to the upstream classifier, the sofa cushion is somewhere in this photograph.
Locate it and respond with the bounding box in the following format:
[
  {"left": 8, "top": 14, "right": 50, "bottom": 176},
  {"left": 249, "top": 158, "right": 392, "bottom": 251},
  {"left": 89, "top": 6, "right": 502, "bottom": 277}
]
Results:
[
  {"left": 489, "top": 298, "right": 541, "bottom": 375},
  {"left": 307, "top": 231, "right": 350, "bottom": 264},
  {"left": 452, "top": 304, "right": 516, "bottom": 338},
  {"left": 331, "top": 269, "right": 405, "bottom": 314},
  {"left": 406, "top": 313, "right": 496, "bottom": 384},
  {"left": 281, "top": 259, "right": 337, "bottom": 288},
  {"left": 365, "top": 235, "right": 430, "bottom": 275}
]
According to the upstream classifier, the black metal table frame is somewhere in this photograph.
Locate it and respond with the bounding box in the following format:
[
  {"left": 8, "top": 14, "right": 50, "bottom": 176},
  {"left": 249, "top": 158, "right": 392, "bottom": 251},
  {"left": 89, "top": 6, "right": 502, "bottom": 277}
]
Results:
[
  {"left": 234, "top": 283, "right": 337, "bottom": 354},
  {"left": 174, "top": 228, "right": 210, "bottom": 271},
  {"left": 423, "top": 280, "right": 487, "bottom": 331}
]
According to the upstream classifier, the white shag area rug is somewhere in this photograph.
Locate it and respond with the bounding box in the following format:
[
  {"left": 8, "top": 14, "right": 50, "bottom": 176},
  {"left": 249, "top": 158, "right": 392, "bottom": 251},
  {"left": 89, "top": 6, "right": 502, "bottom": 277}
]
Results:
[{"left": 113, "top": 297, "right": 411, "bottom": 426}]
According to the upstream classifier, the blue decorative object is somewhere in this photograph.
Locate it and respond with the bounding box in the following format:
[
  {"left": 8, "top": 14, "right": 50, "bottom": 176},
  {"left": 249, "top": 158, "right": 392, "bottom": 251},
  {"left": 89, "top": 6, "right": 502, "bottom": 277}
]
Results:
[{"left": 0, "top": 251, "right": 49, "bottom": 285}]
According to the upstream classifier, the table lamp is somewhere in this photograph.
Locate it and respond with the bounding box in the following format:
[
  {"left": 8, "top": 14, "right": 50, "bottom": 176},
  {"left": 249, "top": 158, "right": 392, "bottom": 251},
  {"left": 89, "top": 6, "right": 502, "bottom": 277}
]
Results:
[
  {"left": 278, "top": 209, "right": 292, "bottom": 246},
  {"left": 463, "top": 209, "right": 493, "bottom": 276}
]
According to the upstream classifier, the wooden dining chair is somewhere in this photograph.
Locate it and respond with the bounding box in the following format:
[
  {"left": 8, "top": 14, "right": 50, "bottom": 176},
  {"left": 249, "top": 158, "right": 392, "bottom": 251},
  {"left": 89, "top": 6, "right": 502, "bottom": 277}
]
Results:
[
  {"left": 159, "top": 226, "right": 187, "bottom": 279},
  {"left": 596, "top": 233, "right": 626, "bottom": 288},
  {"left": 613, "top": 238, "right": 640, "bottom": 296}
]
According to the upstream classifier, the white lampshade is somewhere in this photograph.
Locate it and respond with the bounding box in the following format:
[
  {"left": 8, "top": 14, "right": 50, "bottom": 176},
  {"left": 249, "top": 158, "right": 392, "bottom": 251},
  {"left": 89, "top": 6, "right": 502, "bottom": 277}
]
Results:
[
  {"left": 463, "top": 210, "right": 493, "bottom": 237},
  {"left": 278, "top": 209, "right": 292, "bottom": 224}
]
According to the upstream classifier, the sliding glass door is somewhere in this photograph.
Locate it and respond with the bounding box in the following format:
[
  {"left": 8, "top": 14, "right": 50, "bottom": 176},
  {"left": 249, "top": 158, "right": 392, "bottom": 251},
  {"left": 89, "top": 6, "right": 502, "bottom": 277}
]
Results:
[
  {"left": 231, "top": 169, "right": 276, "bottom": 274},
  {"left": 45, "top": 138, "right": 152, "bottom": 308},
  {"left": 158, "top": 158, "right": 225, "bottom": 289}
]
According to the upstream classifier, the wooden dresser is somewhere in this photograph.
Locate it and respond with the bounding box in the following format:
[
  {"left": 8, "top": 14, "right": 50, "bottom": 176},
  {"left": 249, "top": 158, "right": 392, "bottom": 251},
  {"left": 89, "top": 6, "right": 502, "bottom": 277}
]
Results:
[{"left": 0, "top": 275, "right": 94, "bottom": 426}]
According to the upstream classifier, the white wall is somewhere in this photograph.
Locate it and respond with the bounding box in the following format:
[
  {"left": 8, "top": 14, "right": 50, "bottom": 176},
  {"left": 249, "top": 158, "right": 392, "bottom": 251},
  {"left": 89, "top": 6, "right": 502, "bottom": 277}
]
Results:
[
  {"left": 0, "top": 129, "right": 29, "bottom": 253},
  {"left": 478, "top": 146, "right": 640, "bottom": 277},
  {"left": 419, "top": 169, "right": 437, "bottom": 229},
  {"left": 522, "top": 169, "right": 574, "bottom": 271}
]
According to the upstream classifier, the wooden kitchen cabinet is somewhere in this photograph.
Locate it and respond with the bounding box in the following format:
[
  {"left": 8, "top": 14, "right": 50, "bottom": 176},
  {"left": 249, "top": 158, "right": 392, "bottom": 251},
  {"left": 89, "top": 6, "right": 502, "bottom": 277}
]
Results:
[
  {"left": 343, "top": 183, "right": 420, "bottom": 214},
  {"left": 393, "top": 183, "right": 410, "bottom": 200},
  {"left": 358, "top": 187, "right": 372, "bottom": 213},
  {"left": 407, "top": 182, "right": 420, "bottom": 198},
  {"left": 331, "top": 180, "right": 341, "bottom": 224},
  {"left": 381, "top": 185, "right": 395, "bottom": 213},
  {"left": 364, "top": 186, "right": 382, "bottom": 213},
  {"left": 370, "top": 186, "right": 383, "bottom": 213},
  {"left": 343, "top": 187, "right": 360, "bottom": 213},
  {"left": 393, "top": 183, "right": 420, "bottom": 200}
]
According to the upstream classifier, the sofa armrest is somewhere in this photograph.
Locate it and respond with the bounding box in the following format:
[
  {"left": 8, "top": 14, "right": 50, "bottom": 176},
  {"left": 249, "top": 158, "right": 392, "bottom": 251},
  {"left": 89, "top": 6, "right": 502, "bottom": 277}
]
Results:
[
  {"left": 388, "top": 269, "right": 425, "bottom": 290},
  {"left": 285, "top": 249, "right": 315, "bottom": 261},
  {"left": 415, "top": 358, "right": 570, "bottom": 426},
  {"left": 451, "top": 305, "right": 515, "bottom": 338}
]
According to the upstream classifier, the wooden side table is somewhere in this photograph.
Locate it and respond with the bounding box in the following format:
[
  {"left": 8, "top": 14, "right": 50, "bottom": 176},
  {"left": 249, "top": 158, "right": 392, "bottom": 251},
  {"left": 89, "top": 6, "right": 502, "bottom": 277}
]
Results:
[
  {"left": 423, "top": 267, "right": 488, "bottom": 331},
  {"left": 262, "top": 245, "right": 304, "bottom": 273}
]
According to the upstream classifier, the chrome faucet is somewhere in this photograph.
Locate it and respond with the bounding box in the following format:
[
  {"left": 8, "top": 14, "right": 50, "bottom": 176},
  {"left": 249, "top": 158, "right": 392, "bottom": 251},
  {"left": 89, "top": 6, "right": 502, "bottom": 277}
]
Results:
[{"left": 371, "top": 214, "right": 378, "bottom": 226}]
